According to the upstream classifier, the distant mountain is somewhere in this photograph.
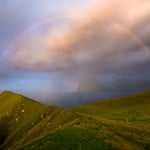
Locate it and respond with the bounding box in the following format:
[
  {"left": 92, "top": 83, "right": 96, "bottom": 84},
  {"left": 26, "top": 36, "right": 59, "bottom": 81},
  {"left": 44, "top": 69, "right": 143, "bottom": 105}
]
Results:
[{"left": 0, "top": 91, "right": 150, "bottom": 150}]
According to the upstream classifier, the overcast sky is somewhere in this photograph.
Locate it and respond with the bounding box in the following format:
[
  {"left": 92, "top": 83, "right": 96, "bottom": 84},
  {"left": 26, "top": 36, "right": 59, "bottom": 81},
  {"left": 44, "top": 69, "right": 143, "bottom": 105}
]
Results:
[{"left": 0, "top": 0, "right": 150, "bottom": 107}]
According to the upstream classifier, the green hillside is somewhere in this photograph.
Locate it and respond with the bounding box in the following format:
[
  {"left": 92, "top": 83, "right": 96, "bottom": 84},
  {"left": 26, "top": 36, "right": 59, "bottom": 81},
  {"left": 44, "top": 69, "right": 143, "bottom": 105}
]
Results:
[
  {"left": 71, "top": 91, "right": 150, "bottom": 125},
  {"left": 0, "top": 91, "right": 150, "bottom": 150},
  {"left": 20, "top": 115, "right": 150, "bottom": 150},
  {"left": 0, "top": 91, "right": 57, "bottom": 149}
]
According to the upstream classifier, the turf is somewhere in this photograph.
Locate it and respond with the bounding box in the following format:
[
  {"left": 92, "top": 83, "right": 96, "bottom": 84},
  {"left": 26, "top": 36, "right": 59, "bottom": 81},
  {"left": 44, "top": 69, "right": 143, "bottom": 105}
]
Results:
[
  {"left": 71, "top": 91, "right": 150, "bottom": 125},
  {"left": 0, "top": 90, "right": 150, "bottom": 150}
]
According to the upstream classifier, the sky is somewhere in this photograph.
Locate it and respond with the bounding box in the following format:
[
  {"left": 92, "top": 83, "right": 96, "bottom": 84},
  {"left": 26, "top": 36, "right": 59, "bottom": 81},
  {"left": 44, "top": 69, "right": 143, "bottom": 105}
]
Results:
[{"left": 0, "top": 0, "right": 150, "bottom": 107}]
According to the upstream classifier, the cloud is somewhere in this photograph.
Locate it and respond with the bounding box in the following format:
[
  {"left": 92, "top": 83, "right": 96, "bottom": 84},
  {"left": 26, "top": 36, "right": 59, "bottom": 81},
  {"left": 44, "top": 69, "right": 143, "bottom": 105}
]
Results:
[
  {"left": 7, "top": 0, "right": 150, "bottom": 72},
  {"left": 3, "top": 0, "right": 150, "bottom": 106}
]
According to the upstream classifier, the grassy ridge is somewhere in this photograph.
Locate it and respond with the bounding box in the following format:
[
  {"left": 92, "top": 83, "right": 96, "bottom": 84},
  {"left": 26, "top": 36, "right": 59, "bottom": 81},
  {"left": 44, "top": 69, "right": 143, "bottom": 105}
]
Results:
[
  {"left": 71, "top": 91, "right": 150, "bottom": 124},
  {"left": 0, "top": 91, "right": 150, "bottom": 150},
  {"left": 19, "top": 113, "right": 150, "bottom": 150},
  {"left": 11, "top": 109, "right": 81, "bottom": 149},
  {"left": 0, "top": 91, "right": 57, "bottom": 149}
]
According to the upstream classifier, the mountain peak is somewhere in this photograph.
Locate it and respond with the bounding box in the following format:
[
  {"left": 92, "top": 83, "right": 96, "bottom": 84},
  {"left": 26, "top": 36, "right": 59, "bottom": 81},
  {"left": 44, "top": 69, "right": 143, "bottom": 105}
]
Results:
[{"left": 1, "top": 90, "right": 15, "bottom": 95}]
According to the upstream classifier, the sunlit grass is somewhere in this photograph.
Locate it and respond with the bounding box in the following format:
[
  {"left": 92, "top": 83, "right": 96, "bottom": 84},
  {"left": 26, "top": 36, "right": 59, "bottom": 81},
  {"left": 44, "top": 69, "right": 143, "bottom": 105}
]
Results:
[{"left": 0, "top": 91, "right": 150, "bottom": 150}]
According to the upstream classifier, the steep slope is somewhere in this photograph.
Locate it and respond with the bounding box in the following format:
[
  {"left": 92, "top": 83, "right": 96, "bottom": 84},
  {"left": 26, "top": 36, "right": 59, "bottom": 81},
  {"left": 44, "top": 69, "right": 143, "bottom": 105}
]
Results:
[
  {"left": 16, "top": 91, "right": 150, "bottom": 150},
  {"left": 0, "top": 91, "right": 22, "bottom": 115},
  {"left": 0, "top": 91, "right": 57, "bottom": 149},
  {"left": 10, "top": 109, "right": 82, "bottom": 150},
  {"left": 71, "top": 91, "right": 150, "bottom": 124},
  {"left": 19, "top": 114, "right": 150, "bottom": 150},
  {"left": 0, "top": 91, "right": 150, "bottom": 150}
]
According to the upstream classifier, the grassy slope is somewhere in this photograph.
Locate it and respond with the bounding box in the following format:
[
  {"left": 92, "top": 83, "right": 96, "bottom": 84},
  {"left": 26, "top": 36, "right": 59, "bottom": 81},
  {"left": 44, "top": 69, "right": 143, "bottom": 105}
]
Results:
[
  {"left": 19, "top": 91, "right": 150, "bottom": 150},
  {"left": 71, "top": 91, "right": 150, "bottom": 124},
  {"left": 20, "top": 113, "right": 150, "bottom": 150},
  {"left": 0, "top": 91, "right": 150, "bottom": 150},
  {"left": 0, "top": 91, "right": 57, "bottom": 149},
  {"left": 11, "top": 109, "right": 82, "bottom": 149}
]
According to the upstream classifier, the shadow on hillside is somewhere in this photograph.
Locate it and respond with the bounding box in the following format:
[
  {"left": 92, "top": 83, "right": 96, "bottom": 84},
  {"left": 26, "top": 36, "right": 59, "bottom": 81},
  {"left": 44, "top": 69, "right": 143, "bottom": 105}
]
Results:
[{"left": 0, "top": 117, "right": 9, "bottom": 146}]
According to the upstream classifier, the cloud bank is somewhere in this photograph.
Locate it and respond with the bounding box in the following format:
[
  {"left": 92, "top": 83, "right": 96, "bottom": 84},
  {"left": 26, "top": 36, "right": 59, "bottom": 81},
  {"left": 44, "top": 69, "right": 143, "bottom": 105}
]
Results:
[
  {"left": 8, "top": 0, "right": 150, "bottom": 71},
  {"left": 4, "top": 0, "right": 150, "bottom": 106}
]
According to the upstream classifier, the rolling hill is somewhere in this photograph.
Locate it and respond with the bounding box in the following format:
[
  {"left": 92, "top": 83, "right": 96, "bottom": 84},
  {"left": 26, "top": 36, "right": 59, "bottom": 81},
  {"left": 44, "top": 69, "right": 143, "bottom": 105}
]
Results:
[
  {"left": 71, "top": 91, "right": 150, "bottom": 125},
  {"left": 0, "top": 91, "right": 150, "bottom": 150}
]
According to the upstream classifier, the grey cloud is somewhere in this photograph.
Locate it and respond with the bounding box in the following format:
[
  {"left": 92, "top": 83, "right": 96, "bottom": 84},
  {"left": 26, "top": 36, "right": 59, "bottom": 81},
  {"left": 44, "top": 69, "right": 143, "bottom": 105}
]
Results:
[
  {"left": 1, "top": 0, "right": 150, "bottom": 107},
  {"left": 6, "top": 0, "right": 150, "bottom": 71}
]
